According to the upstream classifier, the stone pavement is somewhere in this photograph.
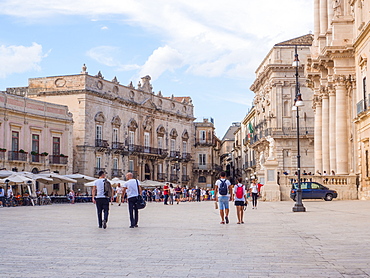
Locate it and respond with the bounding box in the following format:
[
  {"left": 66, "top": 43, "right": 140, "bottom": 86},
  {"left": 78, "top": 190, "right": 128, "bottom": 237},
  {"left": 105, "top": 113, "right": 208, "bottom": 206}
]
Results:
[{"left": 1, "top": 200, "right": 370, "bottom": 278}]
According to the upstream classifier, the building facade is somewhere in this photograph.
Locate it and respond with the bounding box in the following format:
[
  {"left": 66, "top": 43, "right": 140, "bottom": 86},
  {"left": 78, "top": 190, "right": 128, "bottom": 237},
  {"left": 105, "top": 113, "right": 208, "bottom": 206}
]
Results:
[
  {"left": 249, "top": 35, "right": 315, "bottom": 200},
  {"left": 0, "top": 91, "right": 73, "bottom": 193},
  {"left": 306, "top": 0, "right": 367, "bottom": 199},
  {"left": 193, "top": 118, "right": 221, "bottom": 188},
  {"left": 7, "top": 66, "right": 195, "bottom": 191}
]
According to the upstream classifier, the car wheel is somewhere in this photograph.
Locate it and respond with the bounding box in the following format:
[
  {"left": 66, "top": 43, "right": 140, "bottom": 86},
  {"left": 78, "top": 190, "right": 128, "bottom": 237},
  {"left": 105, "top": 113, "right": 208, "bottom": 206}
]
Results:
[{"left": 324, "top": 194, "right": 333, "bottom": 201}]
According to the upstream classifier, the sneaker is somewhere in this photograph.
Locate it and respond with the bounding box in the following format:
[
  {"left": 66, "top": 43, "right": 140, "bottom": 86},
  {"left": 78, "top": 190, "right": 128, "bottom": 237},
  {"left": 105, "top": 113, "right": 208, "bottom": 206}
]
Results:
[
  {"left": 225, "top": 216, "right": 229, "bottom": 224},
  {"left": 135, "top": 224, "right": 138, "bottom": 227},
  {"left": 129, "top": 226, "right": 135, "bottom": 228},
  {"left": 118, "top": 204, "right": 121, "bottom": 206},
  {"left": 103, "top": 220, "right": 107, "bottom": 229}
]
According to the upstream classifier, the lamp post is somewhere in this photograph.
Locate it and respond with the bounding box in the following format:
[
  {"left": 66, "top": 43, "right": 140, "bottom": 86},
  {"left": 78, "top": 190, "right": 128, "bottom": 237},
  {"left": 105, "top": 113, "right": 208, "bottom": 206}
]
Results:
[{"left": 292, "top": 45, "right": 306, "bottom": 212}]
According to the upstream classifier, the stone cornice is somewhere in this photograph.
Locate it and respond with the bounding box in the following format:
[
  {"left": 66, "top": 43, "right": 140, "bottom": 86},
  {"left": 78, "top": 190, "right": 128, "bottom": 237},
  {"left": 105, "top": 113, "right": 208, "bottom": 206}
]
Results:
[
  {"left": 353, "top": 21, "right": 370, "bottom": 49},
  {"left": 36, "top": 89, "right": 196, "bottom": 121}
]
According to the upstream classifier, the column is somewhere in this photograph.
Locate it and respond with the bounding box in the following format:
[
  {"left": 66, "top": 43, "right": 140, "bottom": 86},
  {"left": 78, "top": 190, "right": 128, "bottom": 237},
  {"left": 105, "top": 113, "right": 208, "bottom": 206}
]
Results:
[
  {"left": 153, "top": 161, "right": 158, "bottom": 181},
  {"left": 335, "top": 77, "right": 349, "bottom": 175},
  {"left": 320, "top": 0, "right": 328, "bottom": 34},
  {"left": 329, "top": 90, "right": 337, "bottom": 173},
  {"left": 321, "top": 92, "right": 330, "bottom": 174},
  {"left": 314, "top": 0, "right": 320, "bottom": 40},
  {"left": 327, "top": 0, "right": 334, "bottom": 27},
  {"left": 314, "top": 98, "right": 323, "bottom": 174}
]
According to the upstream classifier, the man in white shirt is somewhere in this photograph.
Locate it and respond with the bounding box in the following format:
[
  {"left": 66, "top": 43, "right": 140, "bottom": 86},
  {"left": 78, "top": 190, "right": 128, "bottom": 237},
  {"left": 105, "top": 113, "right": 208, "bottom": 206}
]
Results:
[
  {"left": 122, "top": 172, "right": 142, "bottom": 228},
  {"left": 92, "top": 171, "right": 111, "bottom": 229},
  {"left": 215, "top": 172, "right": 232, "bottom": 224},
  {"left": 116, "top": 184, "right": 123, "bottom": 206},
  {"left": 7, "top": 186, "right": 13, "bottom": 199}
]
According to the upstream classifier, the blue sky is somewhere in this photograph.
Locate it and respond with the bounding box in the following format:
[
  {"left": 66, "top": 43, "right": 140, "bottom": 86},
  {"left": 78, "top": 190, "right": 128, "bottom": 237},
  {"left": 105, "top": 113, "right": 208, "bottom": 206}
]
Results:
[{"left": 0, "top": 0, "right": 313, "bottom": 137}]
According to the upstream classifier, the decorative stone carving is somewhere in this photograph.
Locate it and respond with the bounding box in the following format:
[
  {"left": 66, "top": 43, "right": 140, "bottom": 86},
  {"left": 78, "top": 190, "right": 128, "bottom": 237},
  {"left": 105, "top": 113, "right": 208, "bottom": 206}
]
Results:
[
  {"left": 55, "top": 78, "right": 66, "bottom": 87},
  {"left": 95, "top": 71, "right": 104, "bottom": 79},
  {"left": 94, "top": 112, "right": 106, "bottom": 123},
  {"left": 81, "top": 64, "right": 87, "bottom": 74},
  {"left": 266, "top": 136, "right": 276, "bottom": 159},
  {"left": 129, "top": 81, "right": 134, "bottom": 88},
  {"left": 111, "top": 116, "right": 121, "bottom": 127},
  {"left": 170, "top": 128, "right": 178, "bottom": 138},
  {"left": 157, "top": 125, "right": 166, "bottom": 136},
  {"left": 333, "top": 0, "right": 342, "bottom": 17},
  {"left": 182, "top": 130, "right": 189, "bottom": 140},
  {"left": 97, "top": 81, "right": 103, "bottom": 90},
  {"left": 127, "top": 118, "right": 138, "bottom": 130},
  {"left": 112, "top": 76, "right": 119, "bottom": 84},
  {"left": 143, "top": 116, "right": 153, "bottom": 131}
]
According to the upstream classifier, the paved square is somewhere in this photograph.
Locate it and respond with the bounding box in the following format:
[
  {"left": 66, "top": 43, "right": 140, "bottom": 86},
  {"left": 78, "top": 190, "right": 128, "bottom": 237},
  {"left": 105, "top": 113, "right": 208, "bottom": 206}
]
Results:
[{"left": 1, "top": 200, "right": 370, "bottom": 277}]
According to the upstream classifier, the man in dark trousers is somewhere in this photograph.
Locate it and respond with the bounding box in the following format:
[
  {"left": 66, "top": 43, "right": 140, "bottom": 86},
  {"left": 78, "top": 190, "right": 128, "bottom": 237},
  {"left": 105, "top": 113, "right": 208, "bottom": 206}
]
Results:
[
  {"left": 196, "top": 186, "right": 201, "bottom": 202},
  {"left": 122, "top": 172, "right": 142, "bottom": 228},
  {"left": 92, "top": 171, "right": 112, "bottom": 229}
]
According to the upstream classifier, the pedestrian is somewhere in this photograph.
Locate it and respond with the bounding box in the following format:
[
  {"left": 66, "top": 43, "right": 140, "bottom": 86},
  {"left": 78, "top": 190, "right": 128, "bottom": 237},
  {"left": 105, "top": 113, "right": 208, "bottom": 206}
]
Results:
[
  {"left": 169, "top": 184, "right": 174, "bottom": 205},
  {"left": 68, "top": 190, "right": 75, "bottom": 204},
  {"left": 175, "top": 184, "right": 181, "bottom": 204},
  {"left": 215, "top": 172, "right": 232, "bottom": 224},
  {"left": 116, "top": 184, "right": 123, "bottom": 206},
  {"left": 163, "top": 182, "right": 169, "bottom": 205},
  {"left": 121, "top": 172, "right": 142, "bottom": 228},
  {"left": 234, "top": 178, "right": 246, "bottom": 224},
  {"left": 196, "top": 186, "right": 201, "bottom": 202},
  {"left": 0, "top": 186, "right": 4, "bottom": 207},
  {"left": 250, "top": 179, "right": 259, "bottom": 209},
  {"left": 92, "top": 171, "right": 112, "bottom": 229}
]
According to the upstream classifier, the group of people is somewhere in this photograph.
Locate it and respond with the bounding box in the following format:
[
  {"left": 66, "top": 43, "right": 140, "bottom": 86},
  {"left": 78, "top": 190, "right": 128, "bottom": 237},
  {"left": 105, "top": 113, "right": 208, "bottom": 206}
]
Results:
[
  {"left": 215, "top": 172, "right": 261, "bottom": 225},
  {"left": 92, "top": 171, "right": 142, "bottom": 229}
]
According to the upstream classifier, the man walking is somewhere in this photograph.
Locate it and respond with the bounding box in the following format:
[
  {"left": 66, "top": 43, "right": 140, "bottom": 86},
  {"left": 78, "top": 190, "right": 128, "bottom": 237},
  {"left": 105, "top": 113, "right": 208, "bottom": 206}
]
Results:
[
  {"left": 116, "top": 184, "right": 123, "bottom": 206},
  {"left": 215, "top": 172, "right": 232, "bottom": 224},
  {"left": 122, "top": 172, "right": 142, "bottom": 228},
  {"left": 92, "top": 171, "right": 112, "bottom": 229}
]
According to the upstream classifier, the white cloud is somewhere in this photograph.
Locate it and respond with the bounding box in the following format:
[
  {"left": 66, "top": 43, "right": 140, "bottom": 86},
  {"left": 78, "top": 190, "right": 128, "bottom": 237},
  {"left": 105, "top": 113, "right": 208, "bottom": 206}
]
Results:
[
  {"left": 0, "top": 0, "right": 313, "bottom": 80},
  {"left": 0, "top": 43, "right": 44, "bottom": 78},
  {"left": 86, "top": 45, "right": 140, "bottom": 71},
  {"left": 101, "top": 26, "right": 108, "bottom": 30}
]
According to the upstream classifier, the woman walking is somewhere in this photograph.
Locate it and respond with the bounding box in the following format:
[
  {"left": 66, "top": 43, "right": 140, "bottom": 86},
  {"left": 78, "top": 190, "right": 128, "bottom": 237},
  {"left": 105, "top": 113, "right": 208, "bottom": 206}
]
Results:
[
  {"left": 234, "top": 178, "right": 246, "bottom": 224},
  {"left": 250, "top": 179, "right": 259, "bottom": 209}
]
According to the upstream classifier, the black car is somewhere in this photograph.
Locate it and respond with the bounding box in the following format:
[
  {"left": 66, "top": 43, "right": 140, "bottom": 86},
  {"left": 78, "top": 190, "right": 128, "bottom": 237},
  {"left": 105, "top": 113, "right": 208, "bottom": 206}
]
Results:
[{"left": 290, "top": 181, "right": 338, "bottom": 201}]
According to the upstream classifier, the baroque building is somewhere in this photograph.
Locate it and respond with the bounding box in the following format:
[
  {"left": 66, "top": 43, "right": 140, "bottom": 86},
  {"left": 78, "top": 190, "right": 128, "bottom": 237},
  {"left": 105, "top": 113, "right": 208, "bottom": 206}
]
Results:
[
  {"left": 7, "top": 66, "right": 195, "bottom": 191},
  {"left": 305, "top": 0, "right": 368, "bottom": 199},
  {"left": 0, "top": 91, "right": 73, "bottom": 193},
  {"left": 193, "top": 118, "right": 221, "bottom": 188},
  {"left": 249, "top": 35, "right": 315, "bottom": 200}
]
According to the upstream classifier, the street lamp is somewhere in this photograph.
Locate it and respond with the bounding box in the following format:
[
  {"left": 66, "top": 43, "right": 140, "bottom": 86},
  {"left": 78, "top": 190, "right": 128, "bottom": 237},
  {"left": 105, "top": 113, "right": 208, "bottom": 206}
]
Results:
[{"left": 292, "top": 45, "right": 306, "bottom": 213}]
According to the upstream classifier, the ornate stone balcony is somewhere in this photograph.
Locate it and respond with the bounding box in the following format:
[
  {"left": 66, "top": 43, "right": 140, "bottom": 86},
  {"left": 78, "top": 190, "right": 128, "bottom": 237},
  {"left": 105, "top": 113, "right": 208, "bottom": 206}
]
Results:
[
  {"left": 49, "top": 155, "right": 68, "bottom": 165},
  {"left": 8, "top": 151, "right": 28, "bottom": 162}
]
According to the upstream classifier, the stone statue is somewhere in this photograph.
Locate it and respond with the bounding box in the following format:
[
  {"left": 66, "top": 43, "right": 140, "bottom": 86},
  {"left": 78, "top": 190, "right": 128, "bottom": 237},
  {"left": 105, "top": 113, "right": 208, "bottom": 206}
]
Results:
[
  {"left": 333, "top": 0, "right": 342, "bottom": 17},
  {"left": 259, "top": 152, "right": 265, "bottom": 170},
  {"left": 266, "top": 136, "right": 275, "bottom": 158}
]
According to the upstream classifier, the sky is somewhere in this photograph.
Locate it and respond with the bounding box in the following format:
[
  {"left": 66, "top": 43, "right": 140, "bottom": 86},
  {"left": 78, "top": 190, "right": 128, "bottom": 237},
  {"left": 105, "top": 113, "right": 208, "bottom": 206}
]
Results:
[{"left": 0, "top": 0, "right": 313, "bottom": 138}]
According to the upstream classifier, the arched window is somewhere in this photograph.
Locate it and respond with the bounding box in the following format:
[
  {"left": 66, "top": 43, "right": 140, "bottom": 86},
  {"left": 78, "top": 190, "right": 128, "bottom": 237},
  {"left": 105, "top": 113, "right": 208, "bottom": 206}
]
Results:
[{"left": 198, "top": 176, "right": 206, "bottom": 183}]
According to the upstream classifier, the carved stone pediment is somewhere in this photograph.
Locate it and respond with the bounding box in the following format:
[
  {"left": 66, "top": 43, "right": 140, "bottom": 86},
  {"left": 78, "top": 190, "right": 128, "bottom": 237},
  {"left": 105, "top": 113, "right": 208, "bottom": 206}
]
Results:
[
  {"left": 182, "top": 129, "right": 189, "bottom": 140},
  {"left": 128, "top": 118, "right": 138, "bottom": 130},
  {"left": 170, "top": 128, "right": 178, "bottom": 138},
  {"left": 157, "top": 125, "right": 166, "bottom": 136},
  {"left": 143, "top": 116, "right": 153, "bottom": 131},
  {"left": 111, "top": 116, "right": 122, "bottom": 127},
  {"left": 94, "top": 112, "right": 106, "bottom": 123}
]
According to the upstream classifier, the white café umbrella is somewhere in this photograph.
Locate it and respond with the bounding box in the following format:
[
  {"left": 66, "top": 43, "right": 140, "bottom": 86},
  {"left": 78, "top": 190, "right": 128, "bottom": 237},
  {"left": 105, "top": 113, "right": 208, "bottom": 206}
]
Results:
[
  {"left": 140, "top": 180, "right": 167, "bottom": 188},
  {"left": 0, "top": 174, "right": 33, "bottom": 185},
  {"left": 84, "top": 179, "right": 113, "bottom": 187},
  {"left": 64, "top": 174, "right": 95, "bottom": 184},
  {"left": 110, "top": 177, "right": 126, "bottom": 187},
  {"left": 37, "top": 172, "right": 77, "bottom": 184},
  {"left": 19, "top": 172, "right": 54, "bottom": 184},
  {"left": 0, "top": 170, "right": 14, "bottom": 178}
]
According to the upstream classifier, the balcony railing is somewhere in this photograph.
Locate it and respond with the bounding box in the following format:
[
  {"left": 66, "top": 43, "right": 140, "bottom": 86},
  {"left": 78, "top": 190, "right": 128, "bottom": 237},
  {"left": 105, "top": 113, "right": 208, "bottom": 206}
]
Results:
[
  {"left": 193, "top": 163, "right": 222, "bottom": 171},
  {"left": 49, "top": 155, "right": 68, "bottom": 165},
  {"left": 182, "top": 175, "right": 190, "bottom": 182},
  {"left": 8, "top": 151, "right": 28, "bottom": 162},
  {"left": 111, "top": 169, "right": 123, "bottom": 178},
  {"left": 0, "top": 150, "right": 5, "bottom": 160},
  {"left": 195, "top": 139, "right": 215, "bottom": 146},
  {"left": 170, "top": 174, "right": 178, "bottom": 182},
  {"left": 94, "top": 167, "right": 106, "bottom": 177},
  {"left": 169, "top": 151, "right": 180, "bottom": 159},
  {"left": 128, "top": 144, "right": 167, "bottom": 156},
  {"left": 181, "top": 153, "right": 191, "bottom": 160},
  {"left": 157, "top": 173, "right": 167, "bottom": 181},
  {"left": 30, "top": 153, "right": 46, "bottom": 163},
  {"left": 95, "top": 139, "right": 109, "bottom": 148},
  {"left": 111, "top": 142, "right": 125, "bottom": 150}
]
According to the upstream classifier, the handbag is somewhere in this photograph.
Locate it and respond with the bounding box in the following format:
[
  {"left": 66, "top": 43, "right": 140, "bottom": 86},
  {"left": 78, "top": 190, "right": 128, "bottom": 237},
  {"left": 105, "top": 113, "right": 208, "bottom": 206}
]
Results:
[{"left": 135, "top": 179, "right": 146, "bottom": 210}]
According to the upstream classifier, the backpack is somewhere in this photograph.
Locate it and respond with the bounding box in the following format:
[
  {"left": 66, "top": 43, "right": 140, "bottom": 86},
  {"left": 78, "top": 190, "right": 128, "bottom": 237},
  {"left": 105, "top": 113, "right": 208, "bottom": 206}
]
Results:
[
  {"left": 103, "top": 179, "right": 113, "bottom": 197},
  {"left": 236, "top": 184, "right": 244, "bottom": 199},
  {"left": 219, "top": 179, "right": 228, "bottom": 196}
]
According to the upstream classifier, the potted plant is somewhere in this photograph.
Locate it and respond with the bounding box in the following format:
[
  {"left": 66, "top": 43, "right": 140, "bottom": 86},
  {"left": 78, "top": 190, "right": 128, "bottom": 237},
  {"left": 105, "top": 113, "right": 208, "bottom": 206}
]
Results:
[
  {"left": 31, "top": 151, "right": 39, "bottom": 155},
  {"left": 60, "top": 154, "right": 66, "bottom": 157},
  {"left": 41, "top": 152, "right": 49, "bottom": 156},
  {"left": 0, "top": 148, "right": 6, "bottom": 152},
  {"left": 19, "top": 149, "right": 26, "bottom": 153}
]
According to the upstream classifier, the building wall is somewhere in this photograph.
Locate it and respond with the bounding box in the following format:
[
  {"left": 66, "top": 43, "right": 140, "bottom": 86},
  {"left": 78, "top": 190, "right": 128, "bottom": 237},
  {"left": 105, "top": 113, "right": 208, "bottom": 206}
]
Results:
[
  {"left": 0, "top": 91, "right": 73, "bottom": 194},
  {"left": 13, "top": 70, "right": 195, "bottom": 190}
]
